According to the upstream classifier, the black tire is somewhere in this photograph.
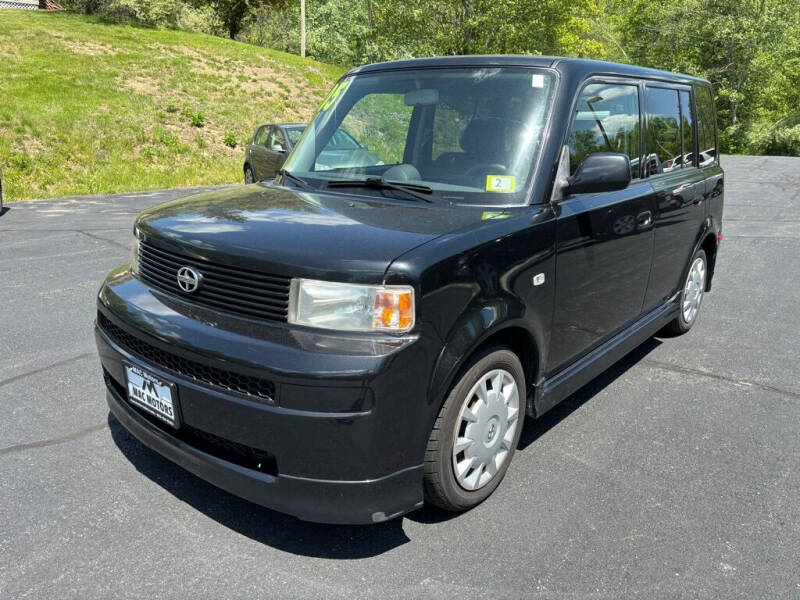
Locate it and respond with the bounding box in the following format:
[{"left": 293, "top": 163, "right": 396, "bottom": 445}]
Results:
[
  {"left": 244, "top": 165, "right": 255, "bottom": 184},
  {"left": 664, "top": 248, "right": 707, "bottom": 335},
  {"left": 424, "top": 346, "right": 525, "bottom": 511}
]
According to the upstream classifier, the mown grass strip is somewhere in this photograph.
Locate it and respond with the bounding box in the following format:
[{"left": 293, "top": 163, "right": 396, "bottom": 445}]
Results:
[{"left": 0, "top": 11, "right": 343, "bottom": 201}]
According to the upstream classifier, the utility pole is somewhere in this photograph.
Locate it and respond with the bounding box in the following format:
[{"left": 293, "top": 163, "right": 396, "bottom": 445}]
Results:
[{"left": 300, "top": 0, "right": 306, "bottom": 57}]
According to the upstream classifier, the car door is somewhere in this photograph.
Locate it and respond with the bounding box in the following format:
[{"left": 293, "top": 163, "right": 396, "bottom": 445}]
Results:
[
  {"left": 249, "top": 126, "right": 270, "bottom": 180},
  {"left": 262, "top": 126, "right": 287, "bottom": 177},
  {"left": 548, "top": 79, "right": 656, "bottom": 372},
  {"left": 641, "top": 85, "right": 708, "bottom": 308}
]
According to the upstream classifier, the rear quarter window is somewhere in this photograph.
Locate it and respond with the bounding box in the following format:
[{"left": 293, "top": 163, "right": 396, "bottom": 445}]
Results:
[{"left": 695, "top": 84, "right": 718, "bottom": 164}]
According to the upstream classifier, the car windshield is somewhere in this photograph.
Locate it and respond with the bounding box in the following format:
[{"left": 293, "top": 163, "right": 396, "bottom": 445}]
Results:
[{"left": 282, "top": 67, "right": 556, "bottom": 206}]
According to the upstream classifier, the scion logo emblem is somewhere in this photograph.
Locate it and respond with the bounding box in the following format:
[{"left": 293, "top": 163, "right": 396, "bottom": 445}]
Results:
[{"left": 176, "top": 266, "right": 202, "bottom": 293}]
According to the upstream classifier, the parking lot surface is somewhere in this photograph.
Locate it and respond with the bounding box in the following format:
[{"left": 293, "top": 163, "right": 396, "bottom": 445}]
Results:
[{"left": 1, "top": 157, "right": 799, "bottom": 599}]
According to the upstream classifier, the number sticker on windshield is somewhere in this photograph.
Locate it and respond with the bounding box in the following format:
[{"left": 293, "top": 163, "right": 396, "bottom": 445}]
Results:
[
  {"left": 319, "top": 79, "right": 351, "bottom": 112},
  {"left": 486, "top": 175, "right": 516, "bottom": 193}
]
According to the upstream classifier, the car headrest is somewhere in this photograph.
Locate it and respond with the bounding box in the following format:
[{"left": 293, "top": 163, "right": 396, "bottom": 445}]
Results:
[{"left": 459, "top": 118, "right": 507, "bottom": 156}]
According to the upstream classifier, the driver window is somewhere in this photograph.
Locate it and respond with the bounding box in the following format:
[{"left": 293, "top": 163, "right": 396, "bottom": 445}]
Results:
[
  {"left": 568, "top": 83, "right": 641, "bottom": 179},
  {"left": 255, "top": 127, "right": 270, "bottom": 147},
  {"left": 266, "top": 127, "right": 284, "bottom": 150}
]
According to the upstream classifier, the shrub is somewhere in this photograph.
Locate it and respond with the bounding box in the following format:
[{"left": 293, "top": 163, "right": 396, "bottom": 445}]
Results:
[
  {"left": 101, "top": 0, "right": 182, "bottom": 27},
  {"left": 745, "top": 118, "right": 800, "bottom": 156},
  {"left": 223, "top": 131, "right": 237, "bottom": 148},
  {"left": 176, "top": 4, "right": 224, "bottom": 35},
  {"left": 182, "top": 109, "right": 205, "bottom": 128}
]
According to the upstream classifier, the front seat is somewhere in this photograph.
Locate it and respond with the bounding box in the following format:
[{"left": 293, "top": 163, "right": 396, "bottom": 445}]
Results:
[{"left": 435, "top": 118, "right": 508, "bottom": 172}]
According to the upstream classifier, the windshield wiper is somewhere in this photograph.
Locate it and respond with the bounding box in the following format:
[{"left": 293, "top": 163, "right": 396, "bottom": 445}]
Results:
[
  {"left": 327, "top": 178, "right": 434, "bottom": 203},
  {"left": 277, "top": 168, "right": 311, "bottom": 190}
]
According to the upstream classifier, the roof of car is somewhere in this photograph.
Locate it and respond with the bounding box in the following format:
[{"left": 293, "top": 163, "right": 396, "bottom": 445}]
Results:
[{"left": 347, "top": 55, "right": 707, "bottom": 85}]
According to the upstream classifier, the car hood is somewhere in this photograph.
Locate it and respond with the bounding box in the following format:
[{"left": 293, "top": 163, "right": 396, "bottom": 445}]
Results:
[{"left": 135, "top": 183, "right": 498, "bottom": 282}]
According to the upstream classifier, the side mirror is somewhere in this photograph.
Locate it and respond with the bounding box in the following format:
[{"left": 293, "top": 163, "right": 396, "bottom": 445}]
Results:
[
  {"left": 271, "top": 144, "right": 286, "bottom": 153},
  {"left": 565, "top": 152, "right": 631, "bottom": 196}
]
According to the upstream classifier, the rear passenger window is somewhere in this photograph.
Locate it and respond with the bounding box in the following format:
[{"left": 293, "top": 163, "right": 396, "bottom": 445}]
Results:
[
  {"left": 568, "top": 83, "right": 641, "bottom": 180},
  {"left": 695, "top": 85, "right": 718, "bottom": 166},
  {"left": 644, "top": 87, "right": 682, "bottom": 175}
]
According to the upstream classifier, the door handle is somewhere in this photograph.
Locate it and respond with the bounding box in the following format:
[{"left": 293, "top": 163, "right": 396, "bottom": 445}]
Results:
[{"left": 637, "top": 211, "right": 653, "bottom": 228}]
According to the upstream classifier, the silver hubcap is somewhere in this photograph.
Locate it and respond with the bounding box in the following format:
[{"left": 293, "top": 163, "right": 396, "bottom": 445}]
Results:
[
  {"left": 682, "top": 256, "right": 706, "bottom": 323},
  {"left": 452, "top": 369, "right": 520, "bottom": 491}
]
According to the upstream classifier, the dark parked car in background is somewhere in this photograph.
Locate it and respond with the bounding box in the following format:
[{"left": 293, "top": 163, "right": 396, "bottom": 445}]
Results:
[
  {"left": 96, "top": 56, "right": 723, "bottom": 524},
  {"left": 244, "top": 122, "right": 305, "bottom": 183},
  {"left": 244, "top": 123, "right": 383, "bottom": 183}
]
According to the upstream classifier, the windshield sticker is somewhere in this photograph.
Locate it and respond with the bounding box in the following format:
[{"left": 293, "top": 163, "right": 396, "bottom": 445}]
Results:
[
  {"left": 481, "top": 211, "right": 511, "bottom": 220},
  {"left": 486, "top": 175, "right": 516, "bottom": 193},
  {"left": 319, "top": 79, "right": 351, "bottom": 112},
  {"left": 531, "top": 73, "right": 545, "bottom": 88}
]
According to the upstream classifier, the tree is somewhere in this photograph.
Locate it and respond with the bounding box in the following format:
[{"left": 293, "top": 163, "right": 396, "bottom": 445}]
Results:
[
  {"left": 616, "top": 0, "right": 800, "bottom": 149},
  {"left": 300, "top": 0, "right": 306, "bottom": 57},
  {"left": 370, "top": 0, "right": 604, "bottom": 61},
  {"left": 193, "top": 0, "right": 287, "bottom": 39}
]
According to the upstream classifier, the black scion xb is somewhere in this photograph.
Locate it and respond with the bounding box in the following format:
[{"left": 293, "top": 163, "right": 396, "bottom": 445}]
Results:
[{"left": 95, "top": 56, "right": 723, "bottom": 524}]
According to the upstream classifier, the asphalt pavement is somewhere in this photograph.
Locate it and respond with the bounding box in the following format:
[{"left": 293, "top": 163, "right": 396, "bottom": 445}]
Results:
[{"left": 1, "top": 157, "right": 799, "bottom": 599}]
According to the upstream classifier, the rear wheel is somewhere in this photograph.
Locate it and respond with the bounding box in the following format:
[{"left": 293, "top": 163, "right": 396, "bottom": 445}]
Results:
[
  {"left": 244, "top": 165, "right": 255, "bottom": 184},
  {"left": 665, "top": 248, "right": 707, "bottom": 335},
  {"left": 424, "top": 347, "right": 525, "bottom": 511}
]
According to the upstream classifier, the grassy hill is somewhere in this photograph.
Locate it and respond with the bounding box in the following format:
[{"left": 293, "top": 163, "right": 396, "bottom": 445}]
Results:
[{"left": 0, "top": 11, "right": 344, "bottom": 202}]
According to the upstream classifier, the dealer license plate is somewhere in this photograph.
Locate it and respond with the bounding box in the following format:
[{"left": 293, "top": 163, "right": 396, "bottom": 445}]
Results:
[{"left": 124, "top": 364, "right": 179, "bottom": 428}]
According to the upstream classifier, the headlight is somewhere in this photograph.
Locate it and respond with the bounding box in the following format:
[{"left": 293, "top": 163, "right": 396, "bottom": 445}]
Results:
[
  {"left": 289, "top": 279, "right": 414, "bottom": 333},
  {"left": 130, "top": 228, "right": 141, "bottom": 275}
]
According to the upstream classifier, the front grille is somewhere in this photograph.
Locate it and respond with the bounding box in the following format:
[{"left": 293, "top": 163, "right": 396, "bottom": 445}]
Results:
[
  {"left": 98, "top": 312, "right": 275, "bottom": 403},
  {"left": 104, "top": 368, "right": 278, "bottom": 475},
  {"left": 138, "top": 240, "right": 290, "bottom": 322},
  {"left": 182, "top": 424, "right": 278, "bottom": 475}
]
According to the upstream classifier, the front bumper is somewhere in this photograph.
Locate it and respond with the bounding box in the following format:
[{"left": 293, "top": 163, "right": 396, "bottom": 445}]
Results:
[{"left": 95, "top": 271, "right": 433, "bottom": 524}]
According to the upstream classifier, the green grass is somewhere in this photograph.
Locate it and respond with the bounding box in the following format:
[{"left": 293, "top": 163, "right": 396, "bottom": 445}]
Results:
[{"left": 0, "top": 11, "right": 344, "bottom": 201}]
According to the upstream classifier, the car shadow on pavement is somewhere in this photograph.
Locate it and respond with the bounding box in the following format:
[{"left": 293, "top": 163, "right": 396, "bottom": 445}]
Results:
[
  {"left": 108, "top": 414, "right": 411, "bottom": 558},
  {"left": 108, "top": 336, "right": 663, "bottom": 549},
  {"left": 408, "top": 336, "right": 663, "bottom": 524}
]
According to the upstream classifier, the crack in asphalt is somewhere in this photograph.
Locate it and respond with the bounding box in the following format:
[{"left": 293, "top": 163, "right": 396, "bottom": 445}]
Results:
[
  {"left": 0, "top": 352, "right": 95, "bottom": 388},
  {"left": 0, "top": 227, "right": 130, "bottom": 232},
  {"left": 3, "top": 355, "right": 795, "bottom": 459},
  {"left": 642, "top": 359, "right": 800, "bottom": 400},
  {"left": 76, "top": 229, "right": 131, "bottom": 251},
  {"left": 0, "top": 422, "right": 108, "bottom": 456}
]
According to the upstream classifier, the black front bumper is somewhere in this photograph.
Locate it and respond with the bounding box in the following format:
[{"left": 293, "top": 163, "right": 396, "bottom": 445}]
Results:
[{"left": 95, "top": 274, "right": 432, "bottom": 525}]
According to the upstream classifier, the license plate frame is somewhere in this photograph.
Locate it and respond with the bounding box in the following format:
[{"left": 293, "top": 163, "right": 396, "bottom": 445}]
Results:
[{"left": 123, "top": 362, "right": 180, "bottom": 428}]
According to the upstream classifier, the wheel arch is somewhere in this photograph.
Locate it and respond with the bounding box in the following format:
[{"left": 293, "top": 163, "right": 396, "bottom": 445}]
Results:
[
  {"left": 429, "top": 320, "right": 544, "bottom": 420},
  {"left": 700, "top": 231, "right": 718, "bottom": 291}
]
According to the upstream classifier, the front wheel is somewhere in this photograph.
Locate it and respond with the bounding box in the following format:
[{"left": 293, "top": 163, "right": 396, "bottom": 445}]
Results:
[
  {"left": 424, "top": 347, "right": 525, "bottom": 511},
  {"left": 244, "top": 165, "right": 255, "bottom": 184},
  {"left": 665, "top": 248, "right": 707, "bottom": 335}
]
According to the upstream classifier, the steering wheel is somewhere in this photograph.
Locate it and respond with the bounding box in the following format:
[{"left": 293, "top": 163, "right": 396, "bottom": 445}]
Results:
[{"left": 465, "top": 163, "right": 508, "bottom": 177}]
